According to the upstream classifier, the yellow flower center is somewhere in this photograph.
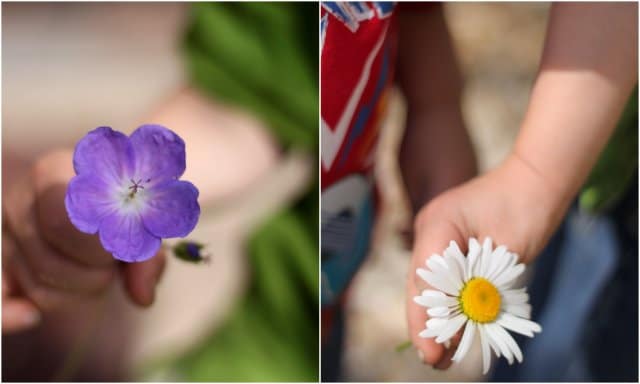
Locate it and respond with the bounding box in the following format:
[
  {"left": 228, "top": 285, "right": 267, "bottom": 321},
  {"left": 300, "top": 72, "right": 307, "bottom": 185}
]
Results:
[{"left": 459, "top": 277, "right": 501, "bottom": 323}]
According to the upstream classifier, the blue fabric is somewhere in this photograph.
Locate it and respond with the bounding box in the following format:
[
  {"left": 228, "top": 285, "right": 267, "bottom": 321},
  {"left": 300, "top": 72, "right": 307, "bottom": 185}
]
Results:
[
  {"left": 321, "top": 177, "right": 375, "bottom": 306},
  {"left": 492, "top": 207, "right": 636, "bottom": 381},
  {"left": 521, "top": 211, "right": 618, "bottom": 380}
]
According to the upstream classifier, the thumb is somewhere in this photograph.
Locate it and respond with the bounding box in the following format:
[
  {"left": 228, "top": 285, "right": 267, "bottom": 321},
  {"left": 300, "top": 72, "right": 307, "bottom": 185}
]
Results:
[
  {"left": 121, "top": 249, "right": 166, "bottom": 307},
  {"left": 32, "top": 150, "right": 114, "bottom": 268},
  {"left": 407, "top": 208, "right": 467, "bottom": 368}
]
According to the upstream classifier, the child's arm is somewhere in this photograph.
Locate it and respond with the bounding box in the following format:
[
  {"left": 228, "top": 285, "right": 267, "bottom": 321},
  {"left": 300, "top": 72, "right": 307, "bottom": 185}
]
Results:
[
  {"left": 407, "top": 2, "right": 637, "bottom": 367},
  {"left": 514, "top": 2, "right": 638, "bottom": 223},
  {"left": 397, "top": 4, "right": 477, "bottom": 215}
]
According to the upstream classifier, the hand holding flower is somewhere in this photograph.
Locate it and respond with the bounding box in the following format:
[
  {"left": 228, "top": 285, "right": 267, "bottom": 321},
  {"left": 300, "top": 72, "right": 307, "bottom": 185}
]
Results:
[
  {"left": 406, "top": 154, "right": 565, "bottom": 370},
  {"left": 2, "top": 124, "right": 199, "bottom": 332}
]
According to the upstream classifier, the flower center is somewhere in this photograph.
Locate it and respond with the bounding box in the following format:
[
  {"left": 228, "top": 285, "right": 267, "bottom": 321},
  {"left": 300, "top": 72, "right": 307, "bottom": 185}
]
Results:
[
  {"left": 128, "top": 179, "right": 145, "bottom": 198},
  {"left": 459, "top": 277, "right": 501, "bottom": 323},
  {"left": 118, "top": 178, "right": 152, "bottom": 212}
]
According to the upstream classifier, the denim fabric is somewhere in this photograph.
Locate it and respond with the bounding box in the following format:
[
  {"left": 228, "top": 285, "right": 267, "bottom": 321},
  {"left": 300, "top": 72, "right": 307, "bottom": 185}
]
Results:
[{"left": 492, "top": 204, "right": 638, "bottom": 381}]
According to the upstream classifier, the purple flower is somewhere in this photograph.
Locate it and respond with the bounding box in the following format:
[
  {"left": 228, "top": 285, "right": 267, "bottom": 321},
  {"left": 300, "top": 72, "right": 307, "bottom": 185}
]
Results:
[{"left": 65, "top": 125, "right": 200, "bottom": 263}]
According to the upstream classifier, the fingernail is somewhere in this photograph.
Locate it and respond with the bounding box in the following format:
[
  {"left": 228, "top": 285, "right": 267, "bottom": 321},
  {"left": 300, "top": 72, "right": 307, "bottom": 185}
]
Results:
[
  {"left": 22, "top": 309, "right": 41, "bottom": 327},
  {"left": 417, "top": 349, "right": 425, "bottom": 362}
]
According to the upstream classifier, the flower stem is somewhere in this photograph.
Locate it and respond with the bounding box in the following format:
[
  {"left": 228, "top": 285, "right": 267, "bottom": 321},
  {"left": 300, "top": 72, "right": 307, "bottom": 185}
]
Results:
[{"left": 395, "top": 339, "right": 413, "bottom": 353}]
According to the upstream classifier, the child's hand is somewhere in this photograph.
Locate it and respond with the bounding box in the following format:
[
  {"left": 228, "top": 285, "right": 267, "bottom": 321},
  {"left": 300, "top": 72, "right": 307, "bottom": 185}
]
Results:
[
  {"left": 406, "top": 154, "right": 566, "bottom": 368},
  {"left": 2, "top": 150, "right": 166, "bottom": 332}
]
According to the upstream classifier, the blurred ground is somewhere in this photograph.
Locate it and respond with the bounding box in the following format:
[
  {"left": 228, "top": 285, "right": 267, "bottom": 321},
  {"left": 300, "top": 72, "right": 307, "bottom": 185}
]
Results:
[{"left": 342, "top": 3, "right": 550, "bottom": 381}]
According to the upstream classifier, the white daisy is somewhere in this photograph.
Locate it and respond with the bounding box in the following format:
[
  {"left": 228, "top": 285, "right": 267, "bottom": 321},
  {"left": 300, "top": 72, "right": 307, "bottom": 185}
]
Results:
[{"left": 413, "top": 237, "right": 542, "bottom": 374}]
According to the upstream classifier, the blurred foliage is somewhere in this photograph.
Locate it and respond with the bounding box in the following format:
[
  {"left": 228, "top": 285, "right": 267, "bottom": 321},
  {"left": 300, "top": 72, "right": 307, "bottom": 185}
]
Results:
[
  {"left": 580, "top": 87, "right": 638, "bottom": 213},
  {"left": 176, "top": 2, "right": 319, "bottom": 381},
  {"left": 183, "top": 2, "right": 318, "bottom": 151},
  {"left": 174, "top": 208, "right": 318, "bottom": 381}
]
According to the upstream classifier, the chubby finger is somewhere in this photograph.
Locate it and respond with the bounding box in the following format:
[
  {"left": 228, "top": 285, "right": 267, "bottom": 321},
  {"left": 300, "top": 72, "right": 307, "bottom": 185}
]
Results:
[
  {"left": 5, "top": 177, "right": 115, "bottom": 295},
  {"left": 122, "top": 250, "right": 166, "bottom": 307},
  {"left": 2, "top": 267, "right": 41, "bottom": 332},
  {"left": 433, "top": 331, "right": 462, "bottom": 370},
  {"left": 32, "top": 150, "right": 113, "bottom": 268},
  {"left": 407, "top": 276, "right": 445, "bottom": 365},
  {"left": 408, "top": 204, "right": 467, "bottom": 366},
  {"left": 6, "top": 252, "right": 92, "bottom": 311},
  {"left": 2, "top": 297, "right": 41, "bottom": 333},
  {"left": 412, "top": 205, "right": 467, "bottom": 273}
]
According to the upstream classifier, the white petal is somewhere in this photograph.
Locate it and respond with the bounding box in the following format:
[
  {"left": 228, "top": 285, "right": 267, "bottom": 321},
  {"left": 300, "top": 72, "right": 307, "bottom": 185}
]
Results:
[
  {"left": 445, "top": 256, "right": 464, "bottom": 284},
  {"left": 486, "top": 329, "right": 502, "bottom": 358},
  {"left": 485, "top": 245, "right": 508, "bottom": 280},
  {"left": 420, "top": 326, "right": 444, "bottom": 338},
  {"left": 435, "top": 314, "right": 467, "bottom": 344},
  {"left": 417, "top": 267, "right": 430, "bottom": 284},
  {"left": 427, "top": 255, "right": 463, "bottom": 291},
  {"left": 502, "top": 288, "right": 529, "bottom": 305},
  {"left": 427, "top": 253, "right": 449, "bottom": 269},
  {"left": 425, "top": 254, "right": 451, "bottom": 275},
  {"left": 442, "top": 252, "right": 463, "bottom": 284},
  {"left": 417, "top": 268, "right": 459, "bottom": 296},
  {"left": 426, "top": 317, "right": 448, "bottom": 330},
  {"left": 452, "top": 320, "right": 476, "bottom": 362},
  {"left": 488, "top": 252, "right": 518, "bottom": 282},
  {"left": 428, "top": 306, "right": 451, "bottom": 317},
  {"left": 480, "top": 248, "right": 498, "bottom": 279},
  {"left": 467, "top": 238, "right": 481, "bottom": 280},
  {"left": 419, "top": 328, "right": 438, "bottom": 338},
  {"left": 485, "top": 323, "right": 513, "bottom": 364},
  {"left": 448, "top": 240, "right": 465, "bottom": 259},
  {"left": 492, "top": 324, "right": 523, "bottom": 363},
  {"left": 445, "top": 241, "right": 467, "bottom": 279},
  {"left": 503, "top": 303, "right": 532, "bottom": 319},
  {"left": 413, "top": 295, "right": 429, "bottom": 307},
  {"left": 478, "top": 324, "right": 492, "bottom": 375},
  {"left": 489, "top": 252, "right": 514, "bottom": 282},
  {"left": 497, "top": 313, "right": 542, "bottom": 337},
  {"left": 469, "top": 237, "right": 481, "bottom": 254},
  {"left": 423, "top": 289, "right": 447, "bottom": 298},
  {"left": 479, "top": 237, "right": 493, "bottom": 277},
  {"left": 414, "top": 290, "right": 458, "bottom": 308},
  {"left": 420, "top": 317, "right": 448, "bottom": 338},
  {"left": 494, "top": 263, "right": 526, "bottom": 288}
]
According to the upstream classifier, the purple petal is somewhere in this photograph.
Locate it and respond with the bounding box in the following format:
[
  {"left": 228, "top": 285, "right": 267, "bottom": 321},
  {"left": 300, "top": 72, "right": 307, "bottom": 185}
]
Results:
[
  {"left": 129, "top": 124, "right": 186, "bottom": 186},
  {"left": 141, "top": 180, "right": 200, "bottom": 238},
  {"left": 65, "top": 175, "right": 117, "bottom": 234},
  {"left": 73, "top": 127, "right": 133, "bottom": 184},
  {"left": 98, "top": 212, "right": 161, "bottom": 262}
]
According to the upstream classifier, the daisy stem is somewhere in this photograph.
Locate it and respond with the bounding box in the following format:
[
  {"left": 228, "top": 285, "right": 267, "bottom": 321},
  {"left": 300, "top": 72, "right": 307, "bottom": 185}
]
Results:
[{"left": 394, "top": 339, "right": 413, "bottom": 353}]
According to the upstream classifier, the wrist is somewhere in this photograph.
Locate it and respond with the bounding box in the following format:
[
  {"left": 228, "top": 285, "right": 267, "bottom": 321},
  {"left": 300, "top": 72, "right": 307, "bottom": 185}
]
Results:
[
  {"left": 508, "top": 149, "right": 575, "bottom": 212},
  {"left": 497, "top": 153, "right": 571, "bottom": 261}
]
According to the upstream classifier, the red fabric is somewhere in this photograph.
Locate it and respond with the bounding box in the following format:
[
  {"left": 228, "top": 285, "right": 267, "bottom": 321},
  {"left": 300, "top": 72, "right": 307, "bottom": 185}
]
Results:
[{"left": 321, "top": 3, "right": 398, "bottom": 191}]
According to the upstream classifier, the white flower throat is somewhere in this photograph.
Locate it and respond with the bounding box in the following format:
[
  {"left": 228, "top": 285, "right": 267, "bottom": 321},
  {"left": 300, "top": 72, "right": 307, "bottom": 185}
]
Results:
[
  {"left": 117, "top": 178, "right": 151, "bottom": 212},
  {"left": 128, "top": 178, "right": 147, "bottom": 198}
]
